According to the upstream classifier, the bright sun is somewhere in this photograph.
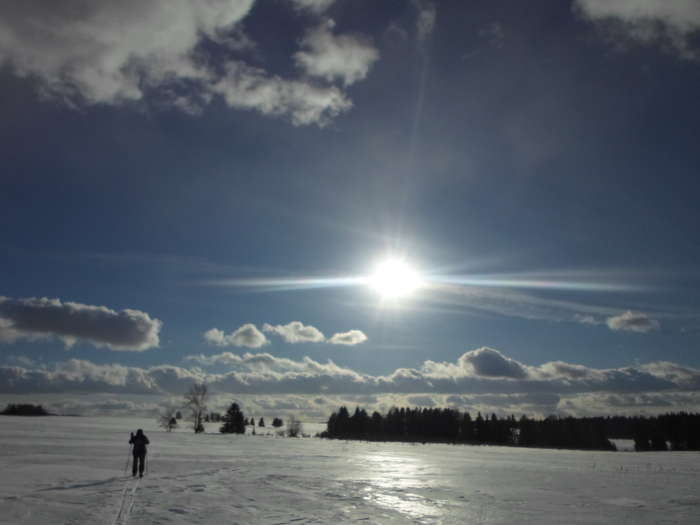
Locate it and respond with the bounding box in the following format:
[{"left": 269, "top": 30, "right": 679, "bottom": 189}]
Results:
[{"left": 368, "top": 258, "right": 422, "bottom": 299}]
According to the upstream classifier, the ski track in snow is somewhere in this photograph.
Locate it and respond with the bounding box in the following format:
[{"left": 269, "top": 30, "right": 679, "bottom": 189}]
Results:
[
  {"left": 112, "top": 477, "right": 140, "bottom": 525},
  {"left": 1, "top": 416, "right": 699, "bottom": 524}
]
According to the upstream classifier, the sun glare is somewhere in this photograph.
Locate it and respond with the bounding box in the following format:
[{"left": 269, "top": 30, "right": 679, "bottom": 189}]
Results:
[{"left": 368, "top": 258, "right": 422, "bottom": 299}]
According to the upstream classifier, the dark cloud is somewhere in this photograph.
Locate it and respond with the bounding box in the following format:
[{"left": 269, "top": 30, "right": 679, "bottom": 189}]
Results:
[
  {"left": 459, "top": 347, "right": 529, "bottom": 379},
  {"left": 0, "top": 296, "right": 161, "bottom": 351}
]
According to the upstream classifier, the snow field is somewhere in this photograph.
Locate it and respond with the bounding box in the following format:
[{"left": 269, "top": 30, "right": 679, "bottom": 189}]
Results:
[{"left": 1, "top": 416, "right": 699, "bottom": 524}]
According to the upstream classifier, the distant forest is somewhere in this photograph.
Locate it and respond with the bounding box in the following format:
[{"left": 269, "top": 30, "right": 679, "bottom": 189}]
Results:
[
  {"left": 1, "top": 403, "right": 52, "bottom": 416},
  {"left": 321, "top": 407, "right": 700, "bottom": 451}
]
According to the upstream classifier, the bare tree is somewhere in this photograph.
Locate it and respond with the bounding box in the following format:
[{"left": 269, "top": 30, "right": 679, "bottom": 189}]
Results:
[
  {"left": 286, "top": 415, "right": 303, "bottom": 437},
  {"left": 156, "top": 403, "right": 180, "bottom": 432},
  {"left": 184, "top": 383, "right": 208, "bottom": 433}
]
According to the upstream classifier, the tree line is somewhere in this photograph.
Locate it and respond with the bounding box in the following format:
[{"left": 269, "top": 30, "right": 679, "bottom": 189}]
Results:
[
  {"left": 1, "top": 403, "right": 52, "bottom": 416},
  {"left": 322, "top": 406, "right": 700, "bottom": 451},
  {"left": 158, "top": 383, "right": 290, "bottom": 434}
]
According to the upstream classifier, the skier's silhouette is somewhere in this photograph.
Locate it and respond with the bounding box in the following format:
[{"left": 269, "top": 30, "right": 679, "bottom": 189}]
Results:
[{"left": 129, "top": 429, "right": 150, "bottom": 477}]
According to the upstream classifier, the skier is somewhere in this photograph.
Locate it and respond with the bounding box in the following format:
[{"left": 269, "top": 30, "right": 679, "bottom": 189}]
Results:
[{"left": 129, "top": 429, "right": 150, "bottom": 478}]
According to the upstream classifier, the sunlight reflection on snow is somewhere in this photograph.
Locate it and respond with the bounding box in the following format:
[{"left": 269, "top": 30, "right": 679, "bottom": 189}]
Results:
[
  {"left": 359, "top": 454, "right": 444, "bottom": 521},
  {"left": 363, "top": 488, "right": 443, "bottom": 521}
]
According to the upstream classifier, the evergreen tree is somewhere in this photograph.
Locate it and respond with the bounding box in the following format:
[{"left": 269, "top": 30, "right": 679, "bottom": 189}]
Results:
[
  {"left": 321, "top": 406, "right": 700, "bottom": 452},
  {"left": 474, "top": 412, "right": 486, "bottom": 443},
  {"left": 460, "top": 412, "right": 474, "bottom": 442},
  {"left": 651, "top": 433, "right": 668, "bottom": 451},
  {"left": 220, "top": 402, "right": 246, "bottom": 434},
  {"left": 519, "top": 415, "right": 536, "bottom": 446}
]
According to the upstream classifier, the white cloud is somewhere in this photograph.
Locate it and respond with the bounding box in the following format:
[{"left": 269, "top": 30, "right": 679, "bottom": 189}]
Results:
[
  {"left": 294, "top": 19, "right": 379, "bottom": 86},
  {"left": 327, "top": 329, "right": 368, "bottom": 346},
  {"left": 0, "top": 1, "right": 355, "bottom": 126},
  {"left": 0, "top": 296, "right": 161, "bottom": 351},
  {"left": 606, "top": 310, "right": 660, "bottom": 333},
  {"left": 212, "top": 60, "right": 352, "bottom": 126},
  {"left": 7, "top": 387, "right": 700, "bottom": 419},
  {"left": 575, "top": 0, "right": 700, "bottom": 59},
  {"left": 290, "top": 0, "right": 335, "bottom": 13},
  {"left": 640, "top": 361, "right": 700, "bottom": 389},
  {"left": 4, "top": 347, "right": 699, "bottom": 416},
  {"left": 263, "top": 321, "right": 326, "bottom": 343},
  {"left": 0, "top": 0, "right": 254, "bottom": 104},
  {"left": 537, "top": 361, "right": 601, "bottom": 381},
  {"left": 203, "top": 324, "right": 269, "bottom": 348},
  {"left": 185, "top": 351, "right": 355, "bottom": 378},
  {"left": 413, "top": 0, "right": 437, "bottom": 41},
  {"left": 204, "top": 322, "right": 367, "bottom": 347}
]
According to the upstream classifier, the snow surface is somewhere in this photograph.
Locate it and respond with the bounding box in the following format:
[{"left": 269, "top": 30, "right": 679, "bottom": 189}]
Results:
[{"left": 1, "top": 416, "right": 699, "bottom": 524}]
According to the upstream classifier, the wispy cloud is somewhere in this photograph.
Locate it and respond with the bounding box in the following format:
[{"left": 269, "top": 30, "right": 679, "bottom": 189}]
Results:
[
  {"left": 413, "top": 0, "right": 437, "bottom": 41},
  {"left": 289, "top": 0, "right": 335, "bottom": 13},
  {"left": 575, "top": 0, "right": 700, "bottom": 59},
  {"left": 428, "top": 283, "right": 621, "bottom": 323},
  {"left": 211, "top": 60, "right": 352, "bottom": 126},
  {"left": 479, "top": 22, "right": 505, "bottom": 48},
  {"left": 294, "top": 19, "right": 380, "bottom": 86}
]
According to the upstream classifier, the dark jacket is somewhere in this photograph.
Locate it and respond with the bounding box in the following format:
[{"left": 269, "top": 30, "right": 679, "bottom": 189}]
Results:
[{"left": 129, "top": 431, "right": 149, "bottom": 454}]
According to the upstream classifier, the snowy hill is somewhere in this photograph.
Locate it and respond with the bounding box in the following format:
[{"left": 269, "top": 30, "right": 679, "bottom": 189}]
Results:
[{"left": 1, "top": 416, "right": 698, "bottom": 524}]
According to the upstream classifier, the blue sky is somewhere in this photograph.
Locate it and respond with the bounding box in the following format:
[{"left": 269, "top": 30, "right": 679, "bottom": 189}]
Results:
[{"left": 1, "top": 0, "right": 700, "bottom": 419}]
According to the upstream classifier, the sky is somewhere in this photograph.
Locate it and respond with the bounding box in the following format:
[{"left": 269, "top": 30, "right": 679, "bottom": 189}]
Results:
[{"left": 1, "top": 0, "right": 700, "bottom": 420}]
